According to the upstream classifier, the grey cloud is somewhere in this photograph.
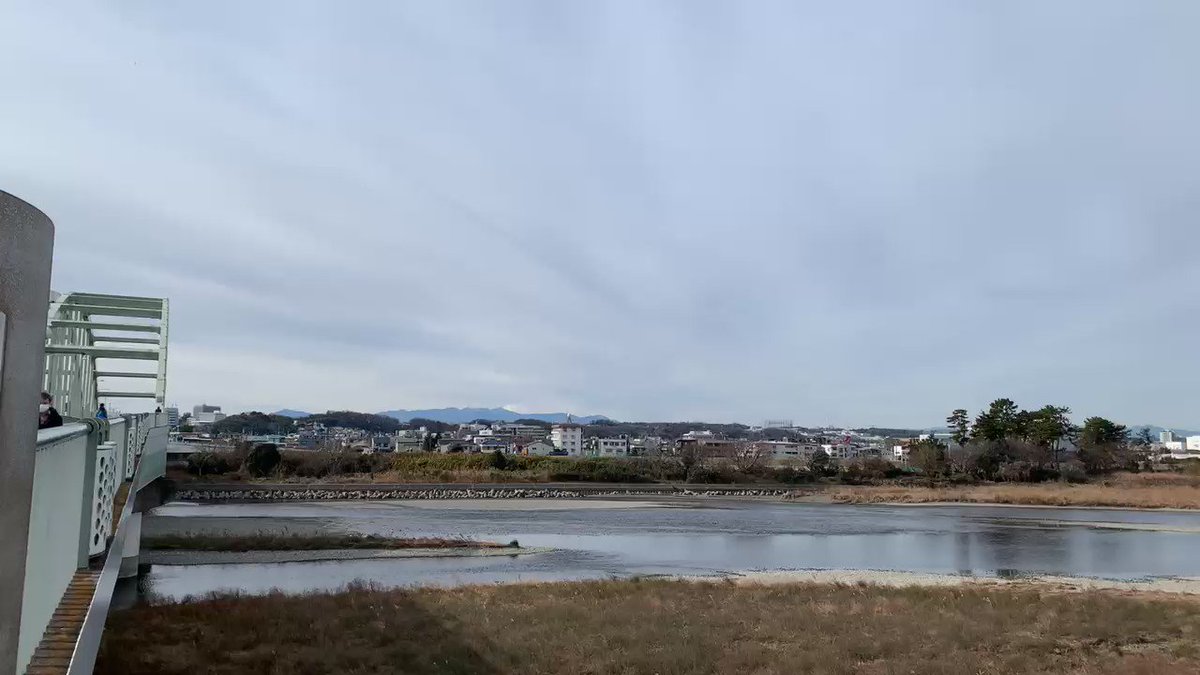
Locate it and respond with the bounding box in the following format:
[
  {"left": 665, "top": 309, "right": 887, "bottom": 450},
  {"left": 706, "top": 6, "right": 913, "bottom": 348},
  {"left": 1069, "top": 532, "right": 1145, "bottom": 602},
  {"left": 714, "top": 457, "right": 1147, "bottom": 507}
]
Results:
[{"left": 4, "top": 1, "right": 1200, "bottom": 425}]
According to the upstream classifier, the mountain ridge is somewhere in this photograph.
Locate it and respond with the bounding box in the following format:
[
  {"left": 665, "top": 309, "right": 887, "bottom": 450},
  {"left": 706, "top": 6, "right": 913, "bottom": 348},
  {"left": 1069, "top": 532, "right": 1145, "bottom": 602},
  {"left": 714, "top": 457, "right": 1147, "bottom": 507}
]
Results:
[{"left": 376, "top": 407, "right": 610, "bottom": 424}]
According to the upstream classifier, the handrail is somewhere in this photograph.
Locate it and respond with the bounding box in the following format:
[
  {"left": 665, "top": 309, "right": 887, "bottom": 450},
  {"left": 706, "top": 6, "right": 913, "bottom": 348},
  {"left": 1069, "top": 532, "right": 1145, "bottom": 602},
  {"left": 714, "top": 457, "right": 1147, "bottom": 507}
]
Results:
[
  {"left": 66, "top": 416, "right": 165, "bottom": 675},
  {"left": 64, "top": 440, "right": 142, "bottom": 674},
  {"left": 35, "top": 422, "right": 93, "bottom": 447}
]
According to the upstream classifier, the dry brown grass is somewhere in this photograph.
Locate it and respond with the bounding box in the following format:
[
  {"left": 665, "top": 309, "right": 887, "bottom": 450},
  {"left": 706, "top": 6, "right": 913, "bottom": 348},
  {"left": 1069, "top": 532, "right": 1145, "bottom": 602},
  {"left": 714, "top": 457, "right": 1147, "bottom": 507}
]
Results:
[
  {"left": 828, "top": 477, "right": 1200, "bottom": 509},
  {"left": 141, "top": 534, "right": 510, "bottom": 552},
  {"left": 96, "top": 579, "right": 1200, "bottom": 675}
]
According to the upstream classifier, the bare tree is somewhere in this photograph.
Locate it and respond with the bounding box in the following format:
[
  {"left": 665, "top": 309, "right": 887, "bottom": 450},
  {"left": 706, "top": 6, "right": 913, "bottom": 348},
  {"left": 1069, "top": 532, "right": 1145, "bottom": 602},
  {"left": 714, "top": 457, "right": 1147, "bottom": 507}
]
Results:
[
  {"left": 730, "top": 441, "right": 771, "bottom": 473},
  {"left": 676, "top": 442, "right": 704, "bottom": 481}
]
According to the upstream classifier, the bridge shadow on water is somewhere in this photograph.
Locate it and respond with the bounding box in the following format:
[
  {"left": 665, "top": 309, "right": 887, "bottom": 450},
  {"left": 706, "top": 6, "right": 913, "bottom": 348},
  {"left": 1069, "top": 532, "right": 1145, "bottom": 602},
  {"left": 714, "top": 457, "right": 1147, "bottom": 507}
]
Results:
[{"left": 96, "top": 584, "right": 513, "bottom": 675}]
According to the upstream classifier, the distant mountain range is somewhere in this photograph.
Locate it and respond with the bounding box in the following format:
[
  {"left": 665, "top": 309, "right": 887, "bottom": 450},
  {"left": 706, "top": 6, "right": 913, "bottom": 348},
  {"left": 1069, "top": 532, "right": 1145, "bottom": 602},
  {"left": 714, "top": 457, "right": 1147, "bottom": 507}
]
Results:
[
  {"left": 376, "top": 407, "right": 610, "bottom": 424},
  {"left": 1129, "top": 425, "right": 1200, "bottom": 438}
]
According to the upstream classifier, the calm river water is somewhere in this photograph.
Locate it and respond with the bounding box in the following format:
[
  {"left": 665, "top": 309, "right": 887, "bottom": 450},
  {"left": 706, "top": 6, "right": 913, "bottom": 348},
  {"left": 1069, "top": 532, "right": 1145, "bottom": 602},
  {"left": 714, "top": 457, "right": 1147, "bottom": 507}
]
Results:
[{"left": 144, "top": 499, "right": 1200, "bottom": 600}]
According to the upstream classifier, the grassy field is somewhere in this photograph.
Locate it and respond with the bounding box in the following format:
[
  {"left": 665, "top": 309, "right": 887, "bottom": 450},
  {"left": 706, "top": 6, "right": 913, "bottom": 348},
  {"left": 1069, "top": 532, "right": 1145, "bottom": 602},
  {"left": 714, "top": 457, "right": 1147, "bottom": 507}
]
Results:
[
  {"left": 825, "top": 473, "right": 1200, "bottom": 510},
  {"left": 97, "top": 579, "right": 1200, "bottom": 675},
  {"left": 141, "top": 534, "right": 510, "bottom": 552}
]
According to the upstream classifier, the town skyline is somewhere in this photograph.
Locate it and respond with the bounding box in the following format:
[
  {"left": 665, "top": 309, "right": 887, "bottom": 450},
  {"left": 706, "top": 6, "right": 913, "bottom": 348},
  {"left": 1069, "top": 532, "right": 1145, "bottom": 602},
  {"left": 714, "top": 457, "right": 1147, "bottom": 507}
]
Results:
[{"left": 164, "top": 401, "right": 1200, "bottom": 436}]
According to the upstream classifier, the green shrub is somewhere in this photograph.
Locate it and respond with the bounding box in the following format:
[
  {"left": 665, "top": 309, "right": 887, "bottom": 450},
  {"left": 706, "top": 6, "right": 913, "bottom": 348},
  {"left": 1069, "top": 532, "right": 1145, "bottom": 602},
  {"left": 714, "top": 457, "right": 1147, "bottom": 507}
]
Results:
[
  {"left": 185, "top": 451, "right": 241, "bottom": 476},
  {"left": 277, "top": 451, "right": 391, "bottom": 478},
  {"left": 391, "top": 453, "right": 491, "bottom": 475},
  {"left": 243, "top": 443, "right": 282, "bottom": 478}
]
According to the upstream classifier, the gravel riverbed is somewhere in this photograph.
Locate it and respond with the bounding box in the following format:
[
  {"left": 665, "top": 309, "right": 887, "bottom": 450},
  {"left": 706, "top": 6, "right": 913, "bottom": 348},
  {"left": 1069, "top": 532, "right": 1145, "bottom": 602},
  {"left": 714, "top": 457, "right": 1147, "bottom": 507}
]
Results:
[{"left": 173, "top": 486, "right": 795, "bottom": 501}]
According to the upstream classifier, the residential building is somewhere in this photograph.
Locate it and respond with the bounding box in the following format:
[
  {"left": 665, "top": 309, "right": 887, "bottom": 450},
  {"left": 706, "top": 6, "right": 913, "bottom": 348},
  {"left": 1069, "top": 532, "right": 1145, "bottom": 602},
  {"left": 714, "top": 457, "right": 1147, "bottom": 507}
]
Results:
[
  {"left": 1187, "top": 436, "right": 1200, "bottom": 452},
  {"left": 589, "top": 437, "right": 629, "bottom": 457},
  {"left": 478, "top": 439, "right": 509, "bottom": 454},
  {"left": 1161, "top": 431, "right": 1178, "bottom": 444},
  {"left": 551, "top": 423, "right": 583, "bottom": 456},
  {"left": 821, "top": 443, "right": 857, "bottom": 460},
  {"left": 244, "top": 434, "right": 287, "bottom": 445},
  {"left": 164, "top": 406, "right": 180, "bottom": 429},
  {"left": 1164, "top": 440, "right": 1187, "bottom": 452},
  {"left": 676, "top": 437, "right": 738, "bottom": 458},
  {"left": 493, "top": 423, "right": 548, "bottom": 438},
  {"left": 522, "top": 440, "right": 557, "bottom": 456},
  {"left": 393, "top": 429, "right": 426, "bottom": 452},
  {"left": 629, "top": 436, "right": 664, "bottom": 456},
  {"left": 755, "top": 441, "right": 821, "bottom": 462}
]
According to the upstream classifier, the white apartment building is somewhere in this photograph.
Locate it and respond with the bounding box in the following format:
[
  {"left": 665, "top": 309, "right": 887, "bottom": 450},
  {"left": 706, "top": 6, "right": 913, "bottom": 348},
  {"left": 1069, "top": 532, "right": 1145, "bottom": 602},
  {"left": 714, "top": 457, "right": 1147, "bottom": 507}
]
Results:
[
  {"left": 1161, "top": 431, "right": 1178, "bottom": 444},
  {"left": 1164, "top": 440, "right": 1187, "bottom": 452},
  {"left": 551, "top": 423, "right": 583, "bottom": 456},
  {"left": 1187, "top": 436, "right": 1200, "bottom": 452},
  {"left": 591, "top": 437, "right": 629, "bottom": 457}
]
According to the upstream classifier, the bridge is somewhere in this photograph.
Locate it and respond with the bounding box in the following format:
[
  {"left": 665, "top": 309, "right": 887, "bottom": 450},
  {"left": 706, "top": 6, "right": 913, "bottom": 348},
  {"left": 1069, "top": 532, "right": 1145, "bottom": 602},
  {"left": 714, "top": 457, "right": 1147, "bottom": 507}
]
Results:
[{"left": 1, "top": 191, "right": 172, "bottom": 675}]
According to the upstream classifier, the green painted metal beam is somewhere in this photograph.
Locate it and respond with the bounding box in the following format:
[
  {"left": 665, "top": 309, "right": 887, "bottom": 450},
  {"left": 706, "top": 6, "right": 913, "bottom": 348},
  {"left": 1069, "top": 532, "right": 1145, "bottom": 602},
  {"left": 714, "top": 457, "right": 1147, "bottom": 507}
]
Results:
[
  {"left": 57, "top": 303, "right": 163, "bottom": 319},
  {"left": 44, "top": 345, "right": 159, "bottom": 360},
  {"left": 90, "top": 336, "right": 159, "bottom": 345},
  {"left": 49, "top": 320, "right": 160, "bottom": 333}
]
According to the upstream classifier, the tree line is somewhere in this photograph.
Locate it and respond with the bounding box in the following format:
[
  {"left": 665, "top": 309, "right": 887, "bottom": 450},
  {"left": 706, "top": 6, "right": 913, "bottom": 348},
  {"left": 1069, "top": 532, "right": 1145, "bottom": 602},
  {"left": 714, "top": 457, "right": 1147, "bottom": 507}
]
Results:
[{"left": 911, "top": 398, "right": 1141, "bottom": 480}]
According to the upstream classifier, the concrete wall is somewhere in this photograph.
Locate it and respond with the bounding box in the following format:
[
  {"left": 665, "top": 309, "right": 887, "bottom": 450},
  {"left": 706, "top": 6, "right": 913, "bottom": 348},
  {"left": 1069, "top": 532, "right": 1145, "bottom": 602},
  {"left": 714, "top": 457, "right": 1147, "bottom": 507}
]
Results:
[
  {"left": 19, "top": 426, "right": 90, "bottom": 672},
  {"left": 0, "top": 190, "right": 54, "bottom": 675}
]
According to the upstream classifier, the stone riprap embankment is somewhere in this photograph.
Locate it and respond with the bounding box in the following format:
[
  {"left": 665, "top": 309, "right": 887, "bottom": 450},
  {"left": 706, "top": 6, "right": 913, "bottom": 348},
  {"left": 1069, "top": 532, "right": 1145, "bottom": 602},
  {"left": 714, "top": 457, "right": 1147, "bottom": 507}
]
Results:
[{"left": 172, "top": 485, "right": 796, "bottom": 502}]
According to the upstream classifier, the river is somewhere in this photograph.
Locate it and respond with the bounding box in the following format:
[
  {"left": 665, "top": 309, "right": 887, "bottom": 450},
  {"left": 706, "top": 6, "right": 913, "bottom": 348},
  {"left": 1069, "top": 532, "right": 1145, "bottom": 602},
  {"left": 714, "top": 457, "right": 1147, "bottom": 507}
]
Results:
[{"left": 143, "top": 498, "right": 1200, "bottom": 601}]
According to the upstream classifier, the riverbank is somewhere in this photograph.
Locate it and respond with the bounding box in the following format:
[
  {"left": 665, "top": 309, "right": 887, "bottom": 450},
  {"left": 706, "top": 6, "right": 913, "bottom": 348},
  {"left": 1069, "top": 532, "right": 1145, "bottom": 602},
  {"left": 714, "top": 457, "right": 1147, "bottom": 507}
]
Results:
[
  {"left": 143, "top": 546, "right": 544, "bottom": 565},
  {"left": 169, "top": 479, "right": 1200, "bottom": 510},
  {"left": 142, "top": 533, "right": 513, "bottom": 551},
  {"left": 98, "top": 578, "right": 1200, "bottom": 674},
  {"left": 140, "top": 531, "right": 534, "bottom": 565},
  {"left": 170, "top": 482, "right": 793, "bottom": 501},
  {"left": 820, "top": 478, "right": 1200, "bottom": 510},
  {"left": 704, "top": 569, "right": 1200, "bottom": 595}
]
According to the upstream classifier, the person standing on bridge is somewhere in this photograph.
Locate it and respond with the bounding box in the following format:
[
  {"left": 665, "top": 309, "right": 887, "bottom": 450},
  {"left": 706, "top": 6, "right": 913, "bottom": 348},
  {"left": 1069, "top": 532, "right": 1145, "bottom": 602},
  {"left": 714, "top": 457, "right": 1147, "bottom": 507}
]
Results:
[
  {"left": 96, "top": 403, "right": 108, "bottom": 421},
  {"left": 38, "top": 392, "right": 63, "bottom": 430}
]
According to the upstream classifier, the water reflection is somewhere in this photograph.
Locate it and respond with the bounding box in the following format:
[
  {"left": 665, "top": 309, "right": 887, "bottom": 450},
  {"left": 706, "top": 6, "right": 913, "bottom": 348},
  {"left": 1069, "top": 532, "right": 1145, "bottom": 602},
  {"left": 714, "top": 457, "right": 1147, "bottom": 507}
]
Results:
[{"left": 144, "top": 500, "right": 1200, "bottom": 600}]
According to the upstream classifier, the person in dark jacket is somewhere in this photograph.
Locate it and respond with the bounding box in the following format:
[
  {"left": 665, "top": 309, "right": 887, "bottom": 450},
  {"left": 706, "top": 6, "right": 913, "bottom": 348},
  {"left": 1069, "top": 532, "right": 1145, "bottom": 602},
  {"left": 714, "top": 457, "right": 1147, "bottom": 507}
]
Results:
[
  {"left": 39, "top": 392, "right": 63, "bottom": 430},
  {"left": 96, "top": 403, "right": 108, "bottom": 421}
]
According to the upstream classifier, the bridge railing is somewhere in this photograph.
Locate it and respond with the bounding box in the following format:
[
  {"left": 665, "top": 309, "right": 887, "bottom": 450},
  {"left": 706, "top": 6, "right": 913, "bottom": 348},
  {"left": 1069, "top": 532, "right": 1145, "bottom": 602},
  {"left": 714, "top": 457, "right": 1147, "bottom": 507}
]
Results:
[{"left": 17, "top": 412, "right": 168, "bottom": 674}]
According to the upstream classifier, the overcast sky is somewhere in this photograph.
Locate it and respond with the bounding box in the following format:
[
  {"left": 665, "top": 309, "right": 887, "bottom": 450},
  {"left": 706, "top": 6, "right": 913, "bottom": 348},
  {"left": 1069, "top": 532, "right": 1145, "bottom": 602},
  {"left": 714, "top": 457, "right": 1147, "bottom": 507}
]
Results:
[{"left": 4, "top": 2, "right": 1199, "bottom": 426}]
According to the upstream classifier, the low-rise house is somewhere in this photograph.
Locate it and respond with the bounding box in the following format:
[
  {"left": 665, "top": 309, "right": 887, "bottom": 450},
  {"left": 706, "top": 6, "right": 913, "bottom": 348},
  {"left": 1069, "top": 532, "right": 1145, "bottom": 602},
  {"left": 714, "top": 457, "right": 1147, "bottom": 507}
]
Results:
[
  {"left": 628, "top": 436, "right": 665, "bottom": 456},
  {"left": 478, "top": 439, "right": 509, "bottom": 454},
  {"left": 394, "top": 436, "right": 423, "bottom": 452},
  {"left": 521, "top": 440, "right": 557, "bottom": 456}
]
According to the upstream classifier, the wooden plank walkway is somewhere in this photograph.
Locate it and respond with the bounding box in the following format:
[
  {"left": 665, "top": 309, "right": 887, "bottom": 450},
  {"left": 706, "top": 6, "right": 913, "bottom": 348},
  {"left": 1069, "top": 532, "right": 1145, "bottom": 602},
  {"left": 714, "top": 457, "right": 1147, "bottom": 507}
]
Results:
[{"left": 24, "top": 569, "right": 100, "bottom": 675}]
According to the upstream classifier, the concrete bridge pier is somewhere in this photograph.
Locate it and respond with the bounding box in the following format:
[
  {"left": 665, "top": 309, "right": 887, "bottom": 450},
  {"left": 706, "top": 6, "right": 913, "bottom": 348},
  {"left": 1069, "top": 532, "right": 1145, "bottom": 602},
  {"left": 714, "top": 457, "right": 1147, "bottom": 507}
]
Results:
[{"left": 0, "top": 190, "right": 55, "bottom": 675}]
